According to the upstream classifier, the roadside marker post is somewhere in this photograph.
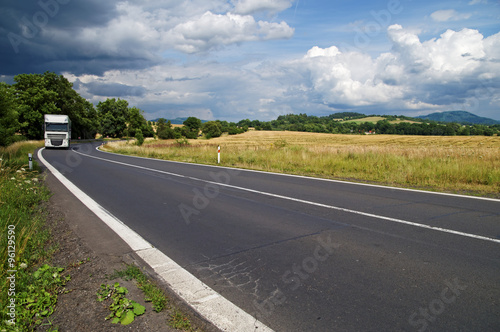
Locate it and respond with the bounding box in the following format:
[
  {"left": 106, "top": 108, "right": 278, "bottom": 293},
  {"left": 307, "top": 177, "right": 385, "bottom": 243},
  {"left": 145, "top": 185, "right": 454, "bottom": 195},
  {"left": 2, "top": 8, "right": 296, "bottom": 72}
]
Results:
[
  {"left": 28, "top": 153, "right": 33, "bottom": 170},
  {"left": 217, "top": 146, "right": 220, "bottom": 164}
]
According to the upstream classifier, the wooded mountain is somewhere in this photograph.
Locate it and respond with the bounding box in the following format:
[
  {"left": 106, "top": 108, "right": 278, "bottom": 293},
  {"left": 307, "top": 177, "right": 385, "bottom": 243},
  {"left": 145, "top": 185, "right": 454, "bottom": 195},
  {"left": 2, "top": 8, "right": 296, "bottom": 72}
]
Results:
[
  {"left": 151, "top": 117, "right": 208, "bottom": 124},
  {"left": 417, "top": 111, "right": 499, "bottom": 125}
]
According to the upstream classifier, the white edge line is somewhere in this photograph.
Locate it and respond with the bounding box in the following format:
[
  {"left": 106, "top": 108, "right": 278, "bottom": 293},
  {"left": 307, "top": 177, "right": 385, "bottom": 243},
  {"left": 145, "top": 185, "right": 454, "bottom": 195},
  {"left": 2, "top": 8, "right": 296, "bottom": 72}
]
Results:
[
  {"left": 96, "top": 145, "right": 500, "bottom": 203},
  {"left": 37, "top": 148, "right": 274, "bottom": 332},
  {"left": 80, "top": 147, "right": 500, "bottom": 245}
]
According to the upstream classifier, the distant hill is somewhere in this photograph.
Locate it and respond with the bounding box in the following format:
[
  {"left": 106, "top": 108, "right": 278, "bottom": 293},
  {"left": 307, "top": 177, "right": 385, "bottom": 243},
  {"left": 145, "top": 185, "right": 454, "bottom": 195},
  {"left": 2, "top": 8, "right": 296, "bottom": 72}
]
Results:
[
  {"left": 417, "top": 111, "right": 499, "bottom": 125},
  {"left": 150, "top": 117, "right": 208, "bottom": 124}
]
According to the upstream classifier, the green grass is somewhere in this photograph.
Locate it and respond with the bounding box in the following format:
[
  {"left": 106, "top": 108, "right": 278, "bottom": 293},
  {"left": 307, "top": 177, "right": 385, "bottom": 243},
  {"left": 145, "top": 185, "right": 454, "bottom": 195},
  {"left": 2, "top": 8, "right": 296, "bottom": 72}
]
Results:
[
  {"left": 168, "top": 310, "right": 193, "bottom": 330},
  {"left": 0, "top": 141, "right": 68, "bottom": 331}
]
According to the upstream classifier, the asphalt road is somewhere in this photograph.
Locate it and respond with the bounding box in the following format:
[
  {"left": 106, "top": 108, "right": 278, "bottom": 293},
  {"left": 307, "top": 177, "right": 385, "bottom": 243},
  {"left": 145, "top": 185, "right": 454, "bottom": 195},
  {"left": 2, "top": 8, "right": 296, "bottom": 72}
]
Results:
[{"left": 40, "top": 142, "right": 500, "bottom": 331}]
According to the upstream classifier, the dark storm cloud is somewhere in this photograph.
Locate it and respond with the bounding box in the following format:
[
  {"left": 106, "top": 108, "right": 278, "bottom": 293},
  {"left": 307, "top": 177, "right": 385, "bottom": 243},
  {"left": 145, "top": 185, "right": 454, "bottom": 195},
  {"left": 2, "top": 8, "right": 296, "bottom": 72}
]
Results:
[
  {"left": 79, "top": 80, "right": 146, "bottom": 97},
  {"left": 0, "top": 0, "right": 157, "bottom": 76}
]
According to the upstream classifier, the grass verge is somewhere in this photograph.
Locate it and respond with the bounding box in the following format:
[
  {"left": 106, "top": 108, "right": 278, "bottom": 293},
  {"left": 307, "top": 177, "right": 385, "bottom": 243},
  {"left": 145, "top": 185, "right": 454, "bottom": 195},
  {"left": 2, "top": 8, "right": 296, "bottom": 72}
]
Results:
[
  {"left": 101, "top": 132, "right": 500, "bottom": 197},
  {"left": 0, "top": 141, "right": 68, "bottom": 331}
]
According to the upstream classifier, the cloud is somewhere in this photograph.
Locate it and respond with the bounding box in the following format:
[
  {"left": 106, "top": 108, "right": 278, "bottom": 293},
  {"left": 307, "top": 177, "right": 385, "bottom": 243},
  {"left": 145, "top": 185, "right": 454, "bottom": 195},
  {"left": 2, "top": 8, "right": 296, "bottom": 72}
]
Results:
[
  {"left": 299, "top": 46, "right": 403, "bottom": 106},
  {"left": 65, "top": 24, "right": 500, "bottom": 121},
  {"left": 79, "top": 81, "right": 146, "bottom": 97},
  {"left": 0, "top": 0, "right": 294, "bottom": 75},
  {"left": 232, "top": 0, "right": 294, "bottom": 15},
  {"left": 273, "top": 25, "right": 500, "bottom": 115},
  {"left": 430, "top": 9, "right": 471, "bottom": 22},
  {"left": 3, "top": 0, "right": 498, "bottom": 121},
  {"left": 468, "top": 0, "right": 488, "bottom": 5},
  {"left": 166, "top": 11, "right": 294, "bottom": 53}
]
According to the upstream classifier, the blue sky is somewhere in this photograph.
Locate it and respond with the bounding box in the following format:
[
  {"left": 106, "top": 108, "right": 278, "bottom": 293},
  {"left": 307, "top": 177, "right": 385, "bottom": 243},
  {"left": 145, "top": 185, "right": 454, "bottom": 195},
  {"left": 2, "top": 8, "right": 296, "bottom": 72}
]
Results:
[{"left": 1, "top": 0, "right": 499, "bottom": 121}]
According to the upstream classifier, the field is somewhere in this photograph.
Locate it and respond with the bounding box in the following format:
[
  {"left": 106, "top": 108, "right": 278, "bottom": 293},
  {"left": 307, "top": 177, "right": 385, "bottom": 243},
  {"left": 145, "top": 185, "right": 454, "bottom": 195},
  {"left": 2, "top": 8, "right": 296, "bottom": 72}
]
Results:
[
  {"left": 102, "top": 131, "right": 500, "bottom": 197},
  {"left": 343, "top": 116, "right": 419, "bottom": 124},
  {"left": 342, "top": 116, "right": 386, "bottom": 123}
]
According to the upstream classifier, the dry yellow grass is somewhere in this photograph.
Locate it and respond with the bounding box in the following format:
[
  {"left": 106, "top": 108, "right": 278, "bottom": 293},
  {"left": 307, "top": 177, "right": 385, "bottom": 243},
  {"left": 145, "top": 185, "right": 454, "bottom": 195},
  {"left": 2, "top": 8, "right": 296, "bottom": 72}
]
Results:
[
  {"left": 342, "top": 116, "right": 419, "bottom": 124},
  {"left": 102, "top": 131, "right": 500, "bottom": 197}
]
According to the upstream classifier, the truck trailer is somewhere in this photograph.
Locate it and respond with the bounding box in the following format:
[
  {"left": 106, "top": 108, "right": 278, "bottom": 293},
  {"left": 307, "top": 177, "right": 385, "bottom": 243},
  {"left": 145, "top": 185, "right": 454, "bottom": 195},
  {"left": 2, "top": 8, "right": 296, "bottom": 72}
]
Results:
[{"left": 44, "top": 114, "right": 71, "bottom": 148}]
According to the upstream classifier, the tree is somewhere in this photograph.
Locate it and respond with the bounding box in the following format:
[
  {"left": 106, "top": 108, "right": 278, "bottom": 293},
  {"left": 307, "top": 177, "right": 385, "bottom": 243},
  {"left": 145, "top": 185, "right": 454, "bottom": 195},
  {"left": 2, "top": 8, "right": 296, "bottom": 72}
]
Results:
[
  {"left": 78, "top": 101, "right": 99, "bottom": 139},
  {"left": 128, "top": 107, "right": 153, "bottom": 138},
  {"left": 237, "top": 119, "right": 251, "bottom": 128},
  {"left": 0, "top": 83, "right": 21, "bottom": 146},
  {"left": 262, "top": 122, "right": 272, "bottom": 131},
  {"left": 156, "top": 118, "right": 176, "bottom": 139},
  {"left": 42, "top": 72, "right": 99, "bottom": 139},
  {"left": 183, "top": 117, "right": 202, "bottom": 139},
  {"left": 13, "top": 73, "right": 59, "bottom": 139},
  {"left": 97, "top": 98, "right": 129, "bottom": 138},
  {"left": 135, "top": 129, "right": 144, "bottom": 146},
  {"left": 202, "top": 121, "right": 222, "bottom": 139},
  {"left": 12, "top": 72, "right": 98, "bottom": 140}
]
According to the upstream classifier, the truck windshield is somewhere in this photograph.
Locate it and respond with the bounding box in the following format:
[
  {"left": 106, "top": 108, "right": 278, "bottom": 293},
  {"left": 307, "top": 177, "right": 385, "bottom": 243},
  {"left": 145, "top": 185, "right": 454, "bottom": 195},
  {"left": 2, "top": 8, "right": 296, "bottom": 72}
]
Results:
[{"left": 46, "top": 123, "right": 68, "bottom": 132}]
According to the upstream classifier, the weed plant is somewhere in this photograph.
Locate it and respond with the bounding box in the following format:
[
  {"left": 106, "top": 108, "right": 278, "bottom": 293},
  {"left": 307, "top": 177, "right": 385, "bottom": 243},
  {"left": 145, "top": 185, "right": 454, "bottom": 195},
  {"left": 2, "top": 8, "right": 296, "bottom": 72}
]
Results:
[
  {"left": 97, "top": 282, "right": 146, "bottom": 325},
  {"left": 109, "top": 264, "right": 196, "bottom": 330},
  {"left": 109, "top": 265, "right": 167, "bottom": 313}
]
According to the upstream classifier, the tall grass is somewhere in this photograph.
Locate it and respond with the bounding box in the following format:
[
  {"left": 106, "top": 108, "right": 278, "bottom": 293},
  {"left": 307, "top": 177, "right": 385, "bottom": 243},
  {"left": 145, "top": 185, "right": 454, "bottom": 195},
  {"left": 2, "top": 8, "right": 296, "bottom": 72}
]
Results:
[
  {"left": 0, "top": 141, "right": 54, "bottom": 330},
  {"left": 102, "top": 132, "right": 500, "bottom": 197}
]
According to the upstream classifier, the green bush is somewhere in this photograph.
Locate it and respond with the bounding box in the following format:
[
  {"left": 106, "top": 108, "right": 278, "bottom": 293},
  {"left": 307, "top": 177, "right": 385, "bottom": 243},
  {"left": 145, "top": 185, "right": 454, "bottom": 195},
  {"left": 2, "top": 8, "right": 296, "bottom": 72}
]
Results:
[{"left": 135, "top": 129, "right": 144, "bottom": 146}]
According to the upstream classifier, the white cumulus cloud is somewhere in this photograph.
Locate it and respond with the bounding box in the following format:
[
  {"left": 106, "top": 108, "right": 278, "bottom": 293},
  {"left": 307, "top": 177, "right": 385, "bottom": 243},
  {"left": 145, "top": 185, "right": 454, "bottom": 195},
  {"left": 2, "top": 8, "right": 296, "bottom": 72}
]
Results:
[
  {"left": 165, "top": 11, "right": 294, "bottom": 53},
  {"left": 430, "top": 9, "right": 471, "bottom": 22},
  {"left": 281, "top": 24, "right": 500, "bottom": 112}
]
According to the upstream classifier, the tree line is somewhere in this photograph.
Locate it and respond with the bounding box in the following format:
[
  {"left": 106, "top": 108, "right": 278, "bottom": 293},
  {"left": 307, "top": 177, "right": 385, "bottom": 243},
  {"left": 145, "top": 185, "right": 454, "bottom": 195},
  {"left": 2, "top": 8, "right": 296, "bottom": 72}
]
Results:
[
  {"left": 0, "top": 72, "right": 163, "bottom": 146},
  {"left": 238, "top": 113, "right": 500, "bottom": 136},
  {"left": 1, "top": 72, "right": 100, "bottom": 146},
  {"left": 2, "top": 72, "right": 497, "bottom": 147},
  {"left": 0, "top": 72, "right": 249, "bottom": 147},
  {"left": 154, "top": 117, "right": 248, "bottom": 141}
]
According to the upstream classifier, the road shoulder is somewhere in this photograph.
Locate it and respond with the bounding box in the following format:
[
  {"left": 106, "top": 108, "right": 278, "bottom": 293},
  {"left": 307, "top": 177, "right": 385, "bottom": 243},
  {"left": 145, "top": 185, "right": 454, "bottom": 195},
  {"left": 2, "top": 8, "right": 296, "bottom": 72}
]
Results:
[{"left": 40, "top": 166, "right": 217, "bottom": 331}]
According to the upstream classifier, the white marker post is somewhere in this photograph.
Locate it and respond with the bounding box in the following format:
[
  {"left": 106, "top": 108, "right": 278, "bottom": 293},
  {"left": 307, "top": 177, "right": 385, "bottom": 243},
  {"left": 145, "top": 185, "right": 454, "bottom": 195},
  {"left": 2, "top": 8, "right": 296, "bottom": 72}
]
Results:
[
  {"left": 217, "top": 146, "right": 220, "bottom": 164},
  {"left": 28, "top": 153, "right": 33, "bottom": 170}
]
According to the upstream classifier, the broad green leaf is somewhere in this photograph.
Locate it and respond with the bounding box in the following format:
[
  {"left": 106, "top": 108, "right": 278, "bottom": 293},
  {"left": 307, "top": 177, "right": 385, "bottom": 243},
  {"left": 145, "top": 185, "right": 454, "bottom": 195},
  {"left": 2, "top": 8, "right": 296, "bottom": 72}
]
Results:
[
  {"left": 120, "top": 310, "right": 135, "bottom": 325},
  {"left": 132, "top": 301, "right": 146, "bottom": 316},
  {"left": 117, "top": 286, "right": 128, "bottom": 294}
]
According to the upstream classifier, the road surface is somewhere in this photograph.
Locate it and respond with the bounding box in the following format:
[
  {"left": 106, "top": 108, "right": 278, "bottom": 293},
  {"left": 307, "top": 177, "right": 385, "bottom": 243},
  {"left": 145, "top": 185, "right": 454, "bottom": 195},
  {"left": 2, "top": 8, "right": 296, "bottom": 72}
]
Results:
[{"left": 39, "top": 142, "right": 500, "bottom": 331}]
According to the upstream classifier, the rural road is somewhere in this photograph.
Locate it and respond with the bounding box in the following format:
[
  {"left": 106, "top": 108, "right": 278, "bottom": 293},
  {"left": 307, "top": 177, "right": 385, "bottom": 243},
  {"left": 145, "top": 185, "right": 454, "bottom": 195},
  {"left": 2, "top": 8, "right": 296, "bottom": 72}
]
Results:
[{"left": 39, "top": 141, "right": 499, "bottom": 331}]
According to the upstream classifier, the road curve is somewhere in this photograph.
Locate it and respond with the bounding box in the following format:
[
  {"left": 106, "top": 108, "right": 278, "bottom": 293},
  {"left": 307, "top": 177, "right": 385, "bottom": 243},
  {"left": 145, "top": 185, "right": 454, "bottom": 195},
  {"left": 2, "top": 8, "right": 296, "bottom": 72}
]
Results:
[{"left": 39, "top": 142, "right": 500, "bottom": 331}]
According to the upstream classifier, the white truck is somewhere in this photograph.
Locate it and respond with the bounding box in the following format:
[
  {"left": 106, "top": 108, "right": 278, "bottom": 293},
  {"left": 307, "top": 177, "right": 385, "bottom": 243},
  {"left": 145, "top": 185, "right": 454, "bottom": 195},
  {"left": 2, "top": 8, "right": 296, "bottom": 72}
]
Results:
[{"left": 44, "top": 114, "right": 71, "bottom": 148}]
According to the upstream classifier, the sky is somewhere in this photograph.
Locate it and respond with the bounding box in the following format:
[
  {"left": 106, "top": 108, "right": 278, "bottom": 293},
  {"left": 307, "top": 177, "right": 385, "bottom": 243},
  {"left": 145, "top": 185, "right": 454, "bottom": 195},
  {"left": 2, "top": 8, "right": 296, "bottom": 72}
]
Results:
[{"left": 1, "top": 0, "right": 499, "bottom": 122}]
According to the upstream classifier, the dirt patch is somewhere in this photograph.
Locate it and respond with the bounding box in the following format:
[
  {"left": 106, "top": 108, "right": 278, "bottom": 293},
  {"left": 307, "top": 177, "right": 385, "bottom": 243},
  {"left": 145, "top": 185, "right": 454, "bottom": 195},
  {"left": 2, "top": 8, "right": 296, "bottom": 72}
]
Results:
[{"left": 34, "top": 187, "right": 213, "bottom": 332}]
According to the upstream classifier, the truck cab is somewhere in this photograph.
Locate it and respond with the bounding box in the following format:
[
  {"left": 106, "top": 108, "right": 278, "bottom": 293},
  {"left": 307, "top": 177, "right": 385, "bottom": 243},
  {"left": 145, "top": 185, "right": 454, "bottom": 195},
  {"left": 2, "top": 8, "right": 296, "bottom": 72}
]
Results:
[{"left": 44, "top": 114, "right": 71, "bottom": 148}]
